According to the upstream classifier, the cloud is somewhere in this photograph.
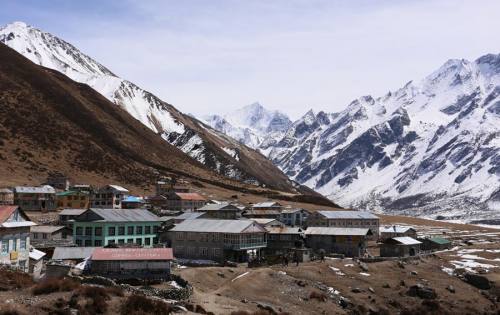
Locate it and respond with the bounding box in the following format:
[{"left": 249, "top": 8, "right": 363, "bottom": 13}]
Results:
[{"left": 1, "top": 0, "right": 500, "bottom": 118}]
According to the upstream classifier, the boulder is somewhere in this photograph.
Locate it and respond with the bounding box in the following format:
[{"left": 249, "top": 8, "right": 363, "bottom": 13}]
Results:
[
  {"left": 446, "top": 285, "right": 456, "bottom": 293},
  {"left": 407, "top": 284, "right": 437, "bottom": 299},
  {"left": 464, "top": 273, "right": 491, "bottom": 290},
  {"left": 359, "top": 262, "right": 369, "bottom": 272}
]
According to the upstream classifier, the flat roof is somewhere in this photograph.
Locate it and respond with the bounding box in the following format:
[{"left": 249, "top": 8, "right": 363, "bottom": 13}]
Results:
[
  {"left": 79, "top": 208, "right": 161, "bottom": 222},
  {"left": 170, "top": 219, "right": 266, "bottom": 233},
  {"left": 317, "top": 210, "right": 379, "bottom": 219},
  {"left": 389, "top": 237, "right": 422, "bottom": 245},
  {"left": 305, "top": 227, "right": 371, "bottom": 236},
  {"left": 91, "top": 248, "right": 173, "bottom": 261},
  {"left": 59, "top": 208, "right": 87, "bottom": 216},
  {"left": 14, "top": 185, "right": 55, "bottom": 194}
]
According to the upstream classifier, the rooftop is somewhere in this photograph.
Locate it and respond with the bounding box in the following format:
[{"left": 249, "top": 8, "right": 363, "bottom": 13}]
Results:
[
  {"left": 380, "top": 226, "right": 415, "bottom": 233},
  {"left": 252, "top": 201, "right": 282, "bottom": 208},
  {"left": 52, "top": 247, "right": 98, "bottom": 260},
  {"left": 304, "top": 227, "right": 371, "bottom": 236},
  {"left": 197, "top": 203, "right": 240, "bottom": 211},
  {"left": 29, "top": 248, "right": 46, "bottom": 261},
  {"left": 56, "top": 190, "right": 89, "bottom": 196},
  {"left": 281, "top": 208, "right": 310, "bottom": 214},
  {"left": 175, "top": 192, "right": 206, "bottom": 201},
  {"left": 14, "top": 185, "right": 55, "bottom": 194},
  {"left": 0, "top": 188, "right": 13, "bottom": 193},
  {"left": 171, "top": 219, "right": 266, "bottom": 233},
  {"left": 31, "top": 225, "right": 66, "bottom": 234},
  {"left": 175, "top": 212, "right": 206, "bottom": 220},
  {"left": 427, "top": 237, "right": 451, "bottom": 245},
  {"left": 78, "top": 208, "right": 161, "bottom": 222},
  {"left": 388, "top": 237, "right": 422, "bottom": 245},
  {"left": 0, "top": 205, "right": 19, "bottom": 223},
  {"left": 266, "top": 226, "right": 303, "bottom": 234},
  {"left": 91, "top": 248, "right": 174, "bottom": 261},
  {"left": 122, "top": 196, "right": 144, "bottom": 203},
  {"left": 317, "top": 210, "right": 379, "bottom": 220},
  {"left": 59, "top": 208, "right": 87, "bottom": 216}
]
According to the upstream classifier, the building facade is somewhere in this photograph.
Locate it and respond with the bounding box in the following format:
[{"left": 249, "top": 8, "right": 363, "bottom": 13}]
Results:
[
  {"left": 166, "top": 219, "right": 267, "bottom": 263},
  {"left": 56, "top": 190, "right": 90, "bottom": 209},
  {"left": 379, "top": 226, "right": 417, "bottom": 241},
  {"left": 0, "top": 206, "right": 36, "bottom": 272},
  {"left": 166, "top": 192, "right": 206, "bottom": 211},
  {"left": 279, "top": 208, "right": 310, "bottom": 227},
  {"left": 89, "top": 248, "right": 173, "bottom": 280},
  {"left": 45, "top": 174, "right": 70, "bottom": 191},
  {"left": 250, "top": 201, "right": 283, "bottom": 211},
  {"left": 307, "top": 211, "right": 380, "bottom": 238},
  {"left": 305, "top": 227, "right": 372, "bottom": 257},
  {"left": 380, "top": 237, "right": 422, "bottom": 257},
  {"left": 14, "top": 185, "right": 56, "bottom": 211},
  {"left": 196, "top": 203, "right": 242, "bottom": 219},
  {"left": 0, "top": 188, "right": 14, "bottom": 205},
  {"left": 73, "top": 208, "right": 162, "bottom": 247},
  {"left": 30, "top": 225, "right": 73, "bottom": 248},
  {"left": 265, "top": 227, "right": 304, "bottom": 256},
  {"left": 91, "top": 185, "right": 129, "bottom": 209}
]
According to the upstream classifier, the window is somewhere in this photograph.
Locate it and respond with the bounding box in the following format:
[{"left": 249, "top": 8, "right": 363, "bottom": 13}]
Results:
[
  {"left": 85, "top": 227, "right": 92, "bottom": 236},
  {"left": 128, "top": 226, "right": 134, "bottom": 235},
  {"left": 1, "top": 241, "right": 7, "bottom": 253},
  {"left": 95, "top": 227, "right": 102, "bottom": 236},
  {"left": 145, "top": 238, "right": 151, "bottom": 246},
  {"left": 115, "top": 199, "right": 120, "bottom": 206},
  {"left": 136, "top": 238, "right": 142, "bottom": 245},
  {"left": 76, "top": 239, "right": 82, "bottom": 246},
  {"left": 42, "top": 233, "right": 47, "bottom": 239},
  {"left": 199, "top": 247, "right": 208, "bottom": 256},
  {"left": 127, "top": 239, "right": 133, "bottom": 243},
  {"left": 108, "top": 240, "right": 115, "bottom": 245},
  {"left": 76, "top": 227, "right": 83, "bottom": 236},
  {"left": 118, "top": 226, "right": 125, "bottom": 236},
  {"left": 94, "top": 240, "right": 102, "bottom": 246},
  {"left": 33, "top": 233, "right": 39, "bottom": 239},
  {"left": 19, "top": 260, "right": 26, "bottom": 271},
  {"left": 153, "top": 237, "right": 158, "bottom": 244},
  {"left": 118, "top": 239, "right": 125, "bottom": 244},
  {"left": 108, "top": 227, "right": 115, "bottom": 236},
  {"left": 153, "top": 226, "right": 159, "bottom": 234},
  {"left": 84, "top": 240, "right": 92, "bottom": 246},
  {"left": 145, "top": 226, "right": 151, "bottom": 234},
  {"left": 136, "top": 226, "right": 143, "bottom": 235},
  {"left": 176, "top": 233, "right": 183, "bottom": 240},
  {"left": 20, "top": 237, "right": 27, "bottom": 250}
]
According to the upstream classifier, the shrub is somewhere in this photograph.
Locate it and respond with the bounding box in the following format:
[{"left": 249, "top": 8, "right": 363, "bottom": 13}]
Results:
[
  {"left": 120, "top": 294, "right": 173, "bottom": 315},
  {"left": 32, "top": 278, "right": 80, "bottom": 295},
  {"left": 309, "top": 291, "right": 327, "bottom": 302},
  {"left": 0, "top": 268, "right": 34, "bottom": 289}
]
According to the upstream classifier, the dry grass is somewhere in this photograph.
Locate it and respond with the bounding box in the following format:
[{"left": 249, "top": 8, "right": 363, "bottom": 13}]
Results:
[
  {"left": 0, "top": 268, "right": 34, "bottom": 290},
  {"left": 309, "top": 291, "right": 327, "bottom": 302},
  {"left": 120, "top": 294, "right": 173, "bottom": 315},
  {"left": 32, "top": 278, "right": 80, "bottom": 295}
]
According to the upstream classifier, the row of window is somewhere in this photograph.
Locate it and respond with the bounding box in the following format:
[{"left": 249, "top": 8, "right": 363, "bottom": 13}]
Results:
[
  {"left": 75, "top": 225, "right": 159, "bottom": 236},
  {"left": 1, "top": 237, "right": 28, "bottom": 253},
  {"left": 175, "top": 232, "right": 265, "bottom": 245},
  {"left": 63, "top": 195, "right": 87, "bottom": 201},
  {"left": 175, "top": 246, "right": 221, "bottom": 257},
  {"left": 75, "top": 237, "right": 158, "bottom": 247},
  {"left": 57, "top": 202, "right": 86, "bottom": 207}
]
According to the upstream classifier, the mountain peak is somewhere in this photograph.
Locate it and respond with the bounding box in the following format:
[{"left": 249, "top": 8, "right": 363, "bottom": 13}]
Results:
[{"left": 2, "top": 21, "right": 29, "bottom": 30}]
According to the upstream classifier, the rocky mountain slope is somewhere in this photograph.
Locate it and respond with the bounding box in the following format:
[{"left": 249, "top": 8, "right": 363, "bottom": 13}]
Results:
[
  {"left": 0, "top": 21, "right": 299, "bottom": 192},
  {"left": 204, "top": 57, "right": 500, "bottom": 220}
]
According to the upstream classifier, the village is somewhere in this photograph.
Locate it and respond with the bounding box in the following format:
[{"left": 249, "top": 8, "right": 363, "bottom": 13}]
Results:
[{"left": 1, "top": 174, "right": 500, "bottom": 314}]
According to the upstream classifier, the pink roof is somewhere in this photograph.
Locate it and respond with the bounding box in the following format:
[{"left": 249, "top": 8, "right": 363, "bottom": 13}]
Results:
[
  {"left": 0, "top": 206, "right": 19, "bottom": 223},
  {"left": 91, "top": 248, "right": 174, "bottom": 261},
  {"left": 176, "top": 193, "right": 206, "bottom": 201}
]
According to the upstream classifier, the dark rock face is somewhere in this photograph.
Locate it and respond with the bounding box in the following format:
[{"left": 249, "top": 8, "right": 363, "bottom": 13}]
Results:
[
  {"left": 464, "top": 273, "right": 491, "bottom": 290},
  {"left": 407, "top": 284, "right": 437, "bottom": 299}
]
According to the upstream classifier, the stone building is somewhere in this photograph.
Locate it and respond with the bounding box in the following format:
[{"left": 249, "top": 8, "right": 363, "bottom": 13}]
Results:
[
  {"left": 307, "top": 210, "right": 380, "bottom": 238},
  {"left": 304, "top": 227, "right": 372, "bottom": 257},
  {"left": 14, "top": 185, "right": 56, "bottom": 211},
  {"left": 380, "top": 237, "right": 422, "bottom": 257}
]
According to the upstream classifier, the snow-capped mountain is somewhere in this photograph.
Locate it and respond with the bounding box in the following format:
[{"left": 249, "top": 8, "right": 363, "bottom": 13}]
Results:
[
  {"left": 206, "top": 56, "right": 500, "bottom": 220},
  {"left": 0, "top": 21, "right": 298, "bottom": 192},
  {"left": 202, "top": 102, "right": 292, "bottom": 148}
]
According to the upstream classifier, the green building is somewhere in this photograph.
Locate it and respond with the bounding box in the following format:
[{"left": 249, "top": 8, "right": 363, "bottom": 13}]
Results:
[{"left": 73, "top": 208, "right": 162, "bottom": 247}]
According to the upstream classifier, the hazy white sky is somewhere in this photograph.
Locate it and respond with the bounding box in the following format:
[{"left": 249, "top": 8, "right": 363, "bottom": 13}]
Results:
[{"left": 2, "top": 0, "right": 500, "bottom": 118}]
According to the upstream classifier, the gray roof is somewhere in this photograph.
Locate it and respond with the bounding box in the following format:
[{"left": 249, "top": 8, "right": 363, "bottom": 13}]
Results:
[
  {"left": 0, "top": 188, "right": 13, "bottom": 193},
  {"left": 266, "top": 226, "right": 303, "bottom": 234},
  {"left": 305, "top": 227, "right": 371, "bottom": 236},
  {"left": 175, "top": 212, "right": 206, "bottom": 220},
  {"left": 80, "top": 208, "right": 161, "bottom": 222},
  {"left": 197, "top": 203, "right": 240, "bottom": 211},
  {"left": 170, "top": 219, "right": 266, "bottom": 233},
  {"left": 380, "top": 226, "right": 415, "bottom": 233},
  {"left": 52, "top": 247, "right": 98, "bottom": 260},
  {"left": 14, "top": 185, "right": 55, "bottom": 194},
  {"left": 390, "top": 237, "right": 422, "bottom": 245},
  {"left": 31, "top": 225, "right": 66, "bottom": 234},
  {"left": 249, "top": 218, "right": 280, "bottom": 225},
  {"left": 252, "top": 201, "right": 282, "bottom": 208},
  {"left": 317, "top": 210, "right": 379, "bottom": 220},
  {"left": 59, "top": 209, "right": 87, "bottom": 216},
  {"left": 281, "top": 208, "right": 310, "bottom": 214}
]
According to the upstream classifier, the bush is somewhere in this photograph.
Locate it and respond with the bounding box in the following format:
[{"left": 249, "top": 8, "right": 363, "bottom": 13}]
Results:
[
  {"left": 309, "top": 291, "right": 327, "bottom": 302},
  {"left": 0, "top": 268, "right": 34, "bottom": 289},
  {"left": 120, "top": 294, "right": 173, "bottom": 315},
  {"left": 32, "top": 278, "right": 80, "bottom": 295}
]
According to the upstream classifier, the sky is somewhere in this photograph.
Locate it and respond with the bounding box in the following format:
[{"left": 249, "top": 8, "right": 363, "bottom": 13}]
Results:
[{"left": 1, "top": 0, "right": 500, "bottom": 119}]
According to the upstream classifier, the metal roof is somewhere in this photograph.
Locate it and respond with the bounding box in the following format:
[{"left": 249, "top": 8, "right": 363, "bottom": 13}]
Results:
[
  {"left": 56, "top": 190, "right": 90, "bottom": 196},
  {"left": 14, "top": 185, "right": 55, "bottom": 194},
  {"left": 0, "top": 188, "right": 13, "bottom": 193},
  {"left": 122, "top": 196, "right": 144, "bottom": 203},
  {"left": 380, "top": 226, "right": 415, "bottom": 233},
  {"left": 29, "top": 248, "right": 46, "bottom": 261},
  {"left": 59, "top": 209, "right": 87, "bottom": 216},
  {"left": 31, "top": 225, "right": 66, "bottom": 234},
  {"left": 106, "top": 185, "right": 129, "bottom": 192},
  {"left": 0, "top": 205, "right": 19, "bottom": 223},
  {"left": 52, "top": 247, "right": 98, "bottom": 260},
  {"left": 390, "top": 237, "right": 422, "bottom": 245},
  {"left": 91, "top": 248, "right": 173, "bottom": 261},
  {"left": 317, "top": 210, "right": 379, "bottom": 219},
  {"left": 243, "top": 209, "right": 281, "bottom": 216},
  {"left": 304, "top": 227, "right": 371, "bottom": 236},
  {"left": 197, "top": 203, "right": 240, "bottom": 211},
  {"left": 266, "top": 227, "right": 303, "bottom": 234},
  {"left": 427, "top": 237, "right": 451, "bottom": 245},
  {"left": 175, "top": 212, "right": 206, "bottom": 220},
  {"left": 170, "top": 219, "right": 266, "bottom": 233},
  {"left": 281, "top": 208, "right": 310, "bottom": 214},
  {"left": 79, "top": 208, "right": 161, "bottom": 222},
  {"left": 249, "top": 218, "right": 280, "bottom": 225},
  {"left": 174, "top": 193, "right": 206, "bottom": 201},
  {"left": 252, "top": 201, "right": 282, "bottom": 208}
]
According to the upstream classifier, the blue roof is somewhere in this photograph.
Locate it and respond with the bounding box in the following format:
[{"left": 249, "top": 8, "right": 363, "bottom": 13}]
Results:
[{"left": 122, "top": 196, "right": 144, "bottom": 203}]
